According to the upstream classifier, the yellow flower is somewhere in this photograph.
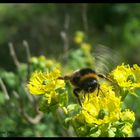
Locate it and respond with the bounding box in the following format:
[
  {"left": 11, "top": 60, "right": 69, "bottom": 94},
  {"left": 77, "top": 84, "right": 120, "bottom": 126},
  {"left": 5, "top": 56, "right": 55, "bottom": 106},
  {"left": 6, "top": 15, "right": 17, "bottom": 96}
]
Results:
[
  {"left": 110, "top": 63, "right": 140, "bottom": 90},
  {"left": 75, "top": 83, "right": 122, "bottom": 125},
  {"left": 81, "top": 43, "right": 92, "bottom": 53},
  {"left": 121, "top": 123, "right": 133, "bottom": 137},
  {"left": 120, "top": 109, "right": 135, "bottom": 123},
  {"left": 74, "top": 31, "right": 85, "bottom": 44},
  {"left": 30, "top": 56, "right": 38, "bottom": 64},
  {"left": 46, "top": 60, "right": 55, "bottom": 67},
  {"left": 38, "top": 55, "right": 46, "bottom": 61},
  {"left": 131, "top": 64, "right": 140, "bottom": 83},
  {"left": 110, "top": 63, "right": 133, "bottom": 88},
  {"left": 80, "top": 42, "right": 94, "bottom": 66},
  {"left": 27, "top": 68, "right": 65, "bottom": 95}
]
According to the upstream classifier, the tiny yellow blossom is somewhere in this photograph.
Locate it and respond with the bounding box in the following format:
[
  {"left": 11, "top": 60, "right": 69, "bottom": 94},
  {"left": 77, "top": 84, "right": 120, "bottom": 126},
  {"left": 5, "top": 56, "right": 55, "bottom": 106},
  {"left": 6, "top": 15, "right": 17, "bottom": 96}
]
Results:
[
  {"left": 27, "top": 68, "right": 65, "bottom": 95},
  {"left": 38, "top": 55, "right": 46, "bottom": 61},
  {"left": 46, "top": 60, "right": 55, "bottom": 67},
  {"left": 74, "top": 31, "right": 85, "bottom": 44},
  {"left": 120, "top": 109, "right": 135, "bottom": 123},
  {"left": 81, "top": 43, "right": 92, "bottom": 53},
  {"left": 30, "top": 56, "right": 38, "bottom": 64}
]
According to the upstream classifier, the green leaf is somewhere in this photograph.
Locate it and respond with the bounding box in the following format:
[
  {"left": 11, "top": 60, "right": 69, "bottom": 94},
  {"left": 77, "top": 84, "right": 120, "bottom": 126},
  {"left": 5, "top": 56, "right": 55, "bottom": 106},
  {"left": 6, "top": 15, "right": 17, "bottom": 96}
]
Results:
[
  {"left": 89, "top": 127, "right": 101, "bottom": 137},
  {"left": 67, "top": 104, "right": 81, "bottom": 116},
  {"left": 108, "top": 127, "right": 116, "bottom": 137},
  {"left": 58, "top": 91, "right": 68, "bottom": 107},
  {"left": 76, "top": 125, "right": 90, "bottom": 137},
  {"left": 65, "top": 117, "right": 73, "bottom": 125},
  {"left": 39, "top": 97, "right": 59, "bottom": 113}
]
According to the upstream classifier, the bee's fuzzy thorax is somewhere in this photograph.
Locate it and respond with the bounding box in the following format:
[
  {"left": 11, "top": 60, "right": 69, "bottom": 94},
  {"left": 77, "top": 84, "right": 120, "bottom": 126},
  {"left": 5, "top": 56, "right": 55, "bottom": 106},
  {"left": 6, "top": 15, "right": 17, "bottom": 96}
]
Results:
[{"left": 80, "top": 73, "right": 98, "bottom": 81}]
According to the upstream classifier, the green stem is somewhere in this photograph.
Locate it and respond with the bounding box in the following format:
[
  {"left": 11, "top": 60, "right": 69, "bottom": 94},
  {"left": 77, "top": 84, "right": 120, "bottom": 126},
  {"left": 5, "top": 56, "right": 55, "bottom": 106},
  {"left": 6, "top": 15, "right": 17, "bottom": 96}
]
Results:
[{"left": 121, "top": 89, "right": 128, "bottom": 101}]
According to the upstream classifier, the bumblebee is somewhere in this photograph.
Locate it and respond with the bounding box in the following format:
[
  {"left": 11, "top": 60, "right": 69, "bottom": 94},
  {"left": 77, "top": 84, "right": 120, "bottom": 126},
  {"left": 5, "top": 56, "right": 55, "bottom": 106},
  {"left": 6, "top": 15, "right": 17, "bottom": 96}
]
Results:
[{"left": 59, "top": 68, "right": 111, "bottom": 106}]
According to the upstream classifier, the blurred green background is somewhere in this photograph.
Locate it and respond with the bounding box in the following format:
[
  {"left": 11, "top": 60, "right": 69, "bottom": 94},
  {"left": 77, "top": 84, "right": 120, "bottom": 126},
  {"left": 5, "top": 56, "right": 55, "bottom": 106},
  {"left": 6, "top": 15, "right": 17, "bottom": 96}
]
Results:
[{"left": 0, "top": 3, "right": 140, "bottom": 137}]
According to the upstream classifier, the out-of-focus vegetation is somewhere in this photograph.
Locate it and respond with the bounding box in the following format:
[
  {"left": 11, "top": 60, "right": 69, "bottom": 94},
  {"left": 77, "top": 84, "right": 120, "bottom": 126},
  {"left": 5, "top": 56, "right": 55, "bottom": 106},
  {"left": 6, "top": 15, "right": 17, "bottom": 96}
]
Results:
[{"left": 0, "top": 4, "right": 140, "bottom": 137}]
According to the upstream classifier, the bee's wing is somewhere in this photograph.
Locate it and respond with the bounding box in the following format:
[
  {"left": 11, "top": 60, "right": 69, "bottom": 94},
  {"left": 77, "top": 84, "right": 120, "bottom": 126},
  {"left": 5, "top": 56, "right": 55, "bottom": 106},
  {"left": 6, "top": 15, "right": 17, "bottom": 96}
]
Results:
[{"left": 92, "top": 44, "right": 122, "bottom": 75}]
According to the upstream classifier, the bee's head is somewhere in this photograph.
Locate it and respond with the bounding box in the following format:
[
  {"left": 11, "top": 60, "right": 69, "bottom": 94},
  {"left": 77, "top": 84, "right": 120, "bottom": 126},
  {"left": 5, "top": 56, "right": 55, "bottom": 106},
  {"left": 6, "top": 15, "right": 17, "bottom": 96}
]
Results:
[{"left": 80, "top": 78, "right": 98, "bottom": 93}]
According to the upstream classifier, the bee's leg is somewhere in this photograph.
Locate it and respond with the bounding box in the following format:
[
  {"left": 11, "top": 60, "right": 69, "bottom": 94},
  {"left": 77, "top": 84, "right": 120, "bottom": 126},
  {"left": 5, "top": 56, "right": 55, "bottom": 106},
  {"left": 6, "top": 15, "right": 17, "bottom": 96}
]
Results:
[
  {"left": 97, "top": 84, "right": 105, "bottom": 97},
  {"left": 88, "top": 93, "right": 90, "bottom": 101},
  {"left": 97, "top": 84, "right": 100, "bottom": 96},
  {"left": 73, "top": 88, "right": 82, "bottom": 106},
  {"left": 83, "top": 92, "right": 89, "bottom": 102},
  {"left": 84, "top": 92, "right": 86, "bottom": 99},
  {"left": 98, "top": 73, "right": 120, "bottom": 91},
  {"left": 97, "top": 74, "right": 113, "bottom": 83}
]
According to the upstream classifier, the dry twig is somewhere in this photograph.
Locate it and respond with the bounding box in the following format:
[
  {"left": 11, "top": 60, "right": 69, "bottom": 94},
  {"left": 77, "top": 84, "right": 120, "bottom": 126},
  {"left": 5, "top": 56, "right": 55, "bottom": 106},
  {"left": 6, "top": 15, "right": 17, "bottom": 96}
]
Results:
[{"left": 8, "top": 42, "right": 20, "bottom": 68}]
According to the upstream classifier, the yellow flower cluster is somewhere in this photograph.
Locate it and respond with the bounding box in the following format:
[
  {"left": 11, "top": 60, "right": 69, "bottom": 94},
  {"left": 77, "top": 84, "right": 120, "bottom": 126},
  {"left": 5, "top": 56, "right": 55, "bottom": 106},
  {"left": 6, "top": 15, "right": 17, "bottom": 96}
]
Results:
[
  {"left": 81, "top": 43, "right": 92, "bottom": 52},
  {"left": 74, "top": 83, "right": 122, "bottom": 125},
  {"left": 120, "top": 109, "right": 135, "bottom": 123},
  {"left": 74, "top": 31, "right": 92, "bottom": 52},
  {"left": 74, "top": 31, "right": 85, "bottom": 44},
  {"left": 69, "top": 63, "right": 140, "bottom": 137},
  {"left": 27, "top": 68, "right": 65, "bottom": 104},
  {"left": 71, "top": 82, "right": 135, "bottom": 137},
  {"left": 110, "top": 63, "right": 140, "bottom": 91}
]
